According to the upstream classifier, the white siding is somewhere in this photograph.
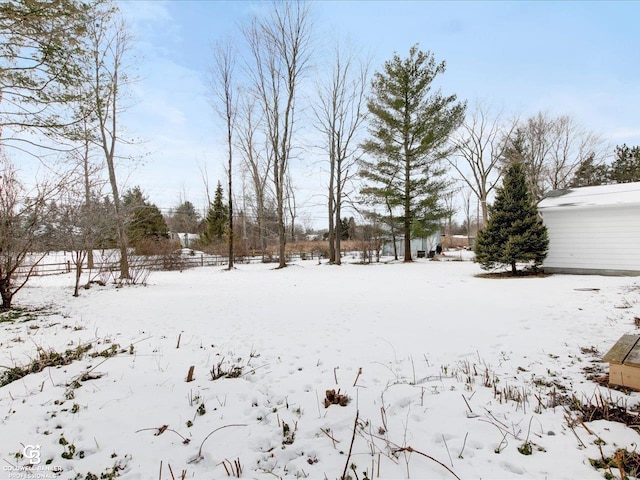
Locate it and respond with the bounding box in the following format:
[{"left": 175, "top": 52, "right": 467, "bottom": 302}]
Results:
[{"left": 540, "top": 204, "right": 640, "bottom": 275}]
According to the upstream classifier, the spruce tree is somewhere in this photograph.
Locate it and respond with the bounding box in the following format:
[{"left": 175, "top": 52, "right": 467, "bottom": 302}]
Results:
[
  {"left": 339, "top": 217, "right": 350, "bottom": 241},
  {"left": 122, "top": 187, "right": 168, "bottom": 247},
  {"left": 475, "top": 162, "right": 549, "bottom": 275},
  {"left": 202, "top": 182, "right": 228, "bottom": 245},
  {"left": 360, "top": 45, "right": 465, "bottom": 261}
]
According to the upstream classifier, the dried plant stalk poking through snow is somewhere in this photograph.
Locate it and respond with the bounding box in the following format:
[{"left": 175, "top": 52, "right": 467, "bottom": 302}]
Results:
[
  {"left": 219, "top": 458, "right": 243, "bottom": 477},
  {"left": 189, "top": 424, "right": 248, "bottom": 464}
]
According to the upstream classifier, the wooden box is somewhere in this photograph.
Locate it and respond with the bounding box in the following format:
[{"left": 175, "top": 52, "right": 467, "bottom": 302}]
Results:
[{"left": 602, "top": 334, "right": 640, "bottom": 390}]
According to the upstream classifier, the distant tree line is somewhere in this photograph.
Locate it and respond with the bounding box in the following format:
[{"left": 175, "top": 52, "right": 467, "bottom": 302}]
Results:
[
  {"left": 570, "top": 144, "right": 640, "bottom": 187},
  {"left": 2, "top": 0, "right": 640, "bottom": 306}
]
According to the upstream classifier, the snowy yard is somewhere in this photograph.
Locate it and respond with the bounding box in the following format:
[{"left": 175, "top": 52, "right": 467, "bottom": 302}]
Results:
[{"left": 1, "top": 259, "right": 640, "bottom": 479}]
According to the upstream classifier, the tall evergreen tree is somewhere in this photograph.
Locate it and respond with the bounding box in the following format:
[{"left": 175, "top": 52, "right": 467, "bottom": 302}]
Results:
[
  {"left": 339, "top": 217, "right": 351, "bottom": 241},
  {"left": 0, "top": 0, "right": 92, "bottom": 151},
  {"left": 569, "top": 153, "right": 609, "bottom": 187},
  {"left": 122, "top": 187, "right": 168, "bottom": 246},
  {"left": 610, "top": 144, "right": 640, "bottom": 184},
  {"left": 475, "top": 162, "right": 549, "bottom": 275},
  {"left": 360, "top": 45, "right": 465, "bottom": 261},
  {"left": 202, "top": 182, "right": 228, "bottom": 245}
]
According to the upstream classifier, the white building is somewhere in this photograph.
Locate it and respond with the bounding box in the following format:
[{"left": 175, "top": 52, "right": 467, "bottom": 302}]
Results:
[
  {"left": 381, "top": 230, "right": 442, "bottom": 259},
  {"left": 169, "top": 232, "right": 201, "bottom": 248},
  {"left": 537, "top": 182, "right": 640, "bottom": 275}
]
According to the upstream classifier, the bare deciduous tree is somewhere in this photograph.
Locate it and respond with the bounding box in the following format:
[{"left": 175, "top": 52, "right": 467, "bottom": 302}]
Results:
[
  {"left": 244, "top": 1, "right": 312, "bottom": 268},
  {"left": 313, "top": 41, "right": 368, "bottom": 264},
  {"left": 441, "top": 186, "right": 459, "bottom": 242},
  {"left": 546, "top": 115, "right": 607, "bottom": 191},
  {"left": 0, "top": 158, "right": 54, "bottom": 309},
  {"left": 448, "top": 102, "right": 515, "bottom": 225},
  {"left": 236, "top": 95, "right": 272, "bottom": 252},
  {"left": 285, "top": 171, "right": 297, "bottom": 242},
  {"left": 461, "top": 187, "right": 475, "bottom": 244},
  {"left": 211, "top": 40, "right": 237, "bottom": 269},
  {"left": 56, "top": 189, "right": 92, "bottom": 297},
  {"left": 85, "top": 5, "right": 135, "bottom": 279},
  {"left": 502, "top": 112, "right": 607, "bottom": 201},
  {"left": 66, "top": 91, "right": 107, "bottom": 270}
]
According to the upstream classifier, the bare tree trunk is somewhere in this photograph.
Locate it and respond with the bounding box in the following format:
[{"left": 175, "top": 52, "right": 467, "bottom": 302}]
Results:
[
  {"left": 463, "top": 188, "right": 473, "bottom": 245},
  {"left": 212, "top": 41, "right": 237, "bottom": 269},
  {"left": 105, "top": 154, "right": 129, "bottom": 278},
  {"left": 404, "top": 153, "right": 412, "bottom": 262},
  {"left": 334, "top": 199, "right": 341, "bottom": 265},
  {"left": 237, "top": 96, "right": 271, "bottom": 255},
  {"left": 313, "top": 41, "right": 369, "bottom": 265},
  {"left": 228, "top": 151, "right": 234, "bottom": 269},
  {"left": 384, "top": 198, "right": 398, "bottom": 261},
  {"left": 245, "top": 2, "right": 312, "bottom": 269},
  {"left": 81, "top": 121, "right": 94, "bottom": 270},
  {"left": 275, "top": 162, "right": 286, "bottom": 266},
  {"left": 88, "top": 10, "right": 132, "bottom": 280},
  {"left": 73, "top": 250, "right": 87, "bottom": 297},
  {"left": 328, "top": 156, "right": 336, "bottom": 263},
  {"left": 258, "top": 195, "right": 267, "bottom": 253},
  {"left": 286, "top": 173, "right": 297, "bottom": 243}
]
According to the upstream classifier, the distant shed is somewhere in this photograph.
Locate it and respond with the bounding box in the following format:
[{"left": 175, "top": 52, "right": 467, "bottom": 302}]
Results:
[{"left": 537, "top": 182, "right": 640, "bottom": 276}]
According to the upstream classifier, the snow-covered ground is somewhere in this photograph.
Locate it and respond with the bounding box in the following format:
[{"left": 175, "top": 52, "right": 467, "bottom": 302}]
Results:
[{"left": 1, "top": 258, "right": 639, "bottom": 479}]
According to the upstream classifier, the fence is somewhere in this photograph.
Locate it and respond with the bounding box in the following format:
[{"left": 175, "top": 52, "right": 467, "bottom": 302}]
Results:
[{"left": 16, "top": 250, "right": 326, "bottom": 277}]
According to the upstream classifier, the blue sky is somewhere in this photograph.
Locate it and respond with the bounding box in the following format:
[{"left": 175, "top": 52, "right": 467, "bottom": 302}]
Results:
[{"left": 118, "top": 0, "right": 640, "bottom": 226}]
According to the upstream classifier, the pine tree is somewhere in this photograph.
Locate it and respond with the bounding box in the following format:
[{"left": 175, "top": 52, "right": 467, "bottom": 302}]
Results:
[
  {"left": 360, "top": 45, "right": 465, "bottom": 261},
  {"left": 610, "top": 144, "right": 640, "bottom": 184},
  {"left": 339, "top": 217, "right": 351, "bottom": 241},
  {"left": 570, "top": 153, "right": 609, "bottom": 187},
  {"left": 474, "top": 162, "right": 549, "bottom": 275},
  {"left": 0, "top": 0, "right": 92, "bottom": 150},
  {"left": 122, "top": 187, "right": 168, "bottom": 247},
  {"left": 202, "top": 182, "right": 228, "bottom": 245}
]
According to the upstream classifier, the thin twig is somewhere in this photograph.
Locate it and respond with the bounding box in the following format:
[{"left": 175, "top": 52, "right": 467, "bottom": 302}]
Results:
[
  {"left": 363, "top": 430, "right": 462, "bottom": 480},
  {"left": 442, "top": 435, "right": 453, "bottom": 467},
  {"left": 190, "top": 424, "right": 248, "bottom": 462},
  {"left": 410, "top": 356, "right": 416, "bottom": 384},
  {"left": 320, "top": 428, "right": 340, "bottom": 447},
  {"left": 353, "top": 367, "right": 362, "bottom": 386},
  {"left": 461, "top": 394, "right": 473, "bottom": 414},
  {"left": 395, "top": 446, "right": 462, "bottom": 480},
  {"left": 458, "top": 432, "right": 468, "bottom": 459},
  {"left": 341, "top": 410, "right": 359, "bottom": 480},
  {"left": 136, "top": 426, "right": 190, "bottom": 444}
]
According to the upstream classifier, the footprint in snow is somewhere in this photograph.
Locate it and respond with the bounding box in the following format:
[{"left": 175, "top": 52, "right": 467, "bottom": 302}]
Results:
[{"left": 501, "top": 461, "right": 526, "bottom": 475}]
